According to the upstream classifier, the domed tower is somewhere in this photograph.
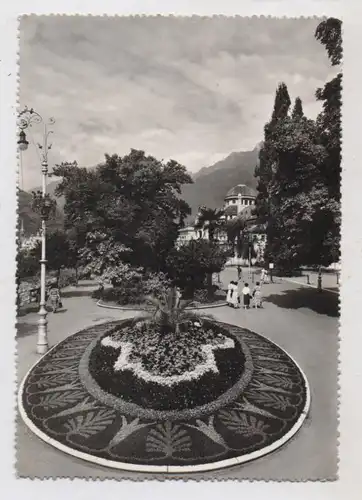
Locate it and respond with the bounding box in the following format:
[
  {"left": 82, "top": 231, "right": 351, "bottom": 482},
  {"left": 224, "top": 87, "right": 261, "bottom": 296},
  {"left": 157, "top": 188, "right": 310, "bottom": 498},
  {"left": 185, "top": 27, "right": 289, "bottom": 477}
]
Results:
[{"left": 223, "top": 184, "right": 257, "bottom": 220}]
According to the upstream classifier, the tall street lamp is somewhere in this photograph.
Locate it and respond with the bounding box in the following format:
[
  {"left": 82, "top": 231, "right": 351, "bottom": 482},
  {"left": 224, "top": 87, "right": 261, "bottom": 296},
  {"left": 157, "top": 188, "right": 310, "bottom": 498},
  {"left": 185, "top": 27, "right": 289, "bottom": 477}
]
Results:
[{"left": 18, "top": 106, "right": 55, "bottom": 354}]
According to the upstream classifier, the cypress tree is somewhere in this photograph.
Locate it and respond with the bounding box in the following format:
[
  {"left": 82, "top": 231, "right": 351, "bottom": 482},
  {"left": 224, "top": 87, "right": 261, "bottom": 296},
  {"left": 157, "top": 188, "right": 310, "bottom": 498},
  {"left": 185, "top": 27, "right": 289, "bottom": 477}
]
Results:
[{"left": 292, "top": 97, "right": 304, "bottom": 120}]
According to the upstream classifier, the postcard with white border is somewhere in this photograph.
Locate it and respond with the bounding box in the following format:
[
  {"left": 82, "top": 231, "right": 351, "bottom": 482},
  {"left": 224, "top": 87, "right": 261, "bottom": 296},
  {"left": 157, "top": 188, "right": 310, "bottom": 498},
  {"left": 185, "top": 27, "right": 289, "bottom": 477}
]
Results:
[{"left": 1, "top": 2, "right": 360, "bottom": 494}]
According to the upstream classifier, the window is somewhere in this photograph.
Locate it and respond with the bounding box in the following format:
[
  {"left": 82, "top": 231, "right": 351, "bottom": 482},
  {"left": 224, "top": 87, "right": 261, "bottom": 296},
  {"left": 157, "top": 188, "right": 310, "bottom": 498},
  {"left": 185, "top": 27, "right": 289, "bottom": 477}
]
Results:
[{"left": 232, "top": 199, "right": 236, "bottom": 204}]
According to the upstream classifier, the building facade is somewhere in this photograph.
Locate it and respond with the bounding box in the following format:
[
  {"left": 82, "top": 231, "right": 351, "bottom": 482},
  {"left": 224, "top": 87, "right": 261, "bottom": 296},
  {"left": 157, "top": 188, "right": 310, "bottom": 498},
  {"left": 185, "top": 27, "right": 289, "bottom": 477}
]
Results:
[
  {"left": 176, "top": 184, "right": 267, "bottom": 264},
  {"left": 223, "top": 184, "right": 257, "bottom": 220}
]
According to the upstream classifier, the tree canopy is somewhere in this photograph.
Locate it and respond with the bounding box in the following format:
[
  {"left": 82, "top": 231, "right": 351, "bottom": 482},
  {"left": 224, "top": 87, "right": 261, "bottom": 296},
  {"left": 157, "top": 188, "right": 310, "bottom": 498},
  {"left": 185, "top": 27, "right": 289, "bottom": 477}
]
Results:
[
  {"left": 165, "top": 239, "right": 230, "bottom": 294},
  {"left": 53, "top": 150, "right": 193, "bottom": 276},
  {"left": 254, "top": 17, "right": 341, "bottom": 271}
]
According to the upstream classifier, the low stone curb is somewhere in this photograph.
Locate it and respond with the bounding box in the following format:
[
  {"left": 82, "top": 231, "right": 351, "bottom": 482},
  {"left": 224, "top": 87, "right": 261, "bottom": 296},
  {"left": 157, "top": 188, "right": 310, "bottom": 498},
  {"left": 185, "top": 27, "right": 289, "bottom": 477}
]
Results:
[{"left": 96, "top": 299, "right": 227, "bottom": 311}]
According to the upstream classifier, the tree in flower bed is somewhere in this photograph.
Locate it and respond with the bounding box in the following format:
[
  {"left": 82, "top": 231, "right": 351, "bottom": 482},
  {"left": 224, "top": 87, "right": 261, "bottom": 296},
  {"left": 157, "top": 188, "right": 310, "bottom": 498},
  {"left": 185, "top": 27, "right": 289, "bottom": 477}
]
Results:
[
  {"left": 88, "top": 288, "right": 244, "bottom": 410},
  {"left": 165, "top": 239, "right": 231, "bottom": 298}
]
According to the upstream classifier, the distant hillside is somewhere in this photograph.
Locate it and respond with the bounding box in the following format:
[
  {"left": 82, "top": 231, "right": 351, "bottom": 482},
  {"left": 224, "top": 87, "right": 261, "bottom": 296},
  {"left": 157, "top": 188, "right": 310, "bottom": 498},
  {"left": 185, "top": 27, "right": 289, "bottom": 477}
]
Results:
[
  {"left": 181, "top": 145, "right": 260, "bottom": 220},
  {"left": 29, "top": 179, "right": 66, "bottom": 210},
  {"left": 18, "top": 189, "right": 64, "bottom": 237}
]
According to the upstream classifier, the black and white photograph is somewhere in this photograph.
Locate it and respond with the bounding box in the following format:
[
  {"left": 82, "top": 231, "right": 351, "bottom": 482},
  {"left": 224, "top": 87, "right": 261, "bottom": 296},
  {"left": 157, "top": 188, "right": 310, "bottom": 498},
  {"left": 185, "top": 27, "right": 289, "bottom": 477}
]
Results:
[{"left": 14, "top": 14, "right": 341, "bottom": 480}]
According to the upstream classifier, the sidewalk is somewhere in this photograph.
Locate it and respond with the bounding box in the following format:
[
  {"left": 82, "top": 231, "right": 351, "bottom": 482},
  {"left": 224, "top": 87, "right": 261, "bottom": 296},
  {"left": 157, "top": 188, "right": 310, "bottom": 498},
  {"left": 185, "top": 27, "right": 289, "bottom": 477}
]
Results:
[
  {"left": 283, "top": 271, "right": 339, "bottom": 293},
  {"left": 16, "top": 279, "right": 339, "bottom": 480}
]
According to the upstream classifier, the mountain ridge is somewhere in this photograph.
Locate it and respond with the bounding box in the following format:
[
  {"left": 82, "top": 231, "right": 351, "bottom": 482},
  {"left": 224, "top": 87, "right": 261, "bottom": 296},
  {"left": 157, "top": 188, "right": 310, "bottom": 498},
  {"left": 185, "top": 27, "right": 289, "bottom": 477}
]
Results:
[{"left": 182, "top": 145, "right": 260, "bottom": 219}]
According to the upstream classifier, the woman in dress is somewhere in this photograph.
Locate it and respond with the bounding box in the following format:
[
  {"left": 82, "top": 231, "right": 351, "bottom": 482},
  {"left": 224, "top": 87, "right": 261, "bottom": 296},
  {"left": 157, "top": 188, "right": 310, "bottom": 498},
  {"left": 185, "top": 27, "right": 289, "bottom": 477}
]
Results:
[
  {"left": 226, "top": 281, "right": 234, "bottom": 306},
  {"left": 230, "top": 281, "right": 240, "bottom": 308},
  {"left": 242, "top": 283, "right": 251, "bottom": 309},
  {"left": 260, "top": 268, "right": 266, "bottom": 284},
  {"left": 252, "top": 281, "right": 263, "bottom": 308}
]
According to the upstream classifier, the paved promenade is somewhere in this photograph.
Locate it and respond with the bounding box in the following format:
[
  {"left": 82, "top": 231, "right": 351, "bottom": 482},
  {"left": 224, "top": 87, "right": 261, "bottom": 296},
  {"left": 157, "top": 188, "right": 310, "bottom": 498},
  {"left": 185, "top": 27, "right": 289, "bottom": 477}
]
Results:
[{"left": 16, "top": 276, "right": 339, "bottom": 480}]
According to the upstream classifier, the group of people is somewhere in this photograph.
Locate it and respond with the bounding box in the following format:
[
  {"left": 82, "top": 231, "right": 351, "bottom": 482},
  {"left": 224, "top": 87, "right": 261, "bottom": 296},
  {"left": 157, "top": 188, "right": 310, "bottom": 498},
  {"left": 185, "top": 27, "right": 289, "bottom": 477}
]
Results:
[{"left": 226, "top": 279, "right": 263, "bottom": 310}]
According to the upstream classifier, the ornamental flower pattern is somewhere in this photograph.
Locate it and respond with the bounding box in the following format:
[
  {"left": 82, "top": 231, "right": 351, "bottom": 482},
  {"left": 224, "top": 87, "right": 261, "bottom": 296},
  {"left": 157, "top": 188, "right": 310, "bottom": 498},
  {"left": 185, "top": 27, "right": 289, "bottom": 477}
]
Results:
[
  {"left": 146, "top": 422, "right": 192, "bottom": 457},
  {"left": 218, "top": 411, "right": 270, "bottom": 437},
  {"left": 101, "top": 334, "right": 235, "bottom": 386},
  {"left": 19, "top": 320, "right": 309, "bottom": 470}
]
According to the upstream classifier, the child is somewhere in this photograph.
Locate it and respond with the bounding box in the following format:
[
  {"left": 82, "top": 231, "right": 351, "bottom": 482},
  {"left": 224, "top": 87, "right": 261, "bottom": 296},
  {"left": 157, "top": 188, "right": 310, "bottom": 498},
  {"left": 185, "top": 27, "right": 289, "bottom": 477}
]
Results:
[
  {"left": 252, "top": 281, "right": 263, "bottom": 308},
  {"left": 242, "top": 283, "right": 251, "bottom": 309},
  {"left": 48, "top": 284, "right": 61, "bottom": 313}
]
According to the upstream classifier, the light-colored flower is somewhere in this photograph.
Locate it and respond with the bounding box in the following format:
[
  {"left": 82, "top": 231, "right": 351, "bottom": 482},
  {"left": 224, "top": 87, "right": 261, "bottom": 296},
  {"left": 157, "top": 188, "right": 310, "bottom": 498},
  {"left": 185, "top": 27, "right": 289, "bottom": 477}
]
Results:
[{"left": 100, "top": 334, "right": 235, "bottom": 387}]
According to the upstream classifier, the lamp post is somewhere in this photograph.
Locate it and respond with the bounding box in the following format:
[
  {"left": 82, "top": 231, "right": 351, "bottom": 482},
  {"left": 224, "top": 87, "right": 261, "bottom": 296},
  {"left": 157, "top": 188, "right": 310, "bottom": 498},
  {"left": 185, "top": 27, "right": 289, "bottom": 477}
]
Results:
[
  {"left": 18, "top": 106, "right": 55, "bottom": 354},
  {"left": 248, "top": 233, "right": 253, "bottom": 280}
]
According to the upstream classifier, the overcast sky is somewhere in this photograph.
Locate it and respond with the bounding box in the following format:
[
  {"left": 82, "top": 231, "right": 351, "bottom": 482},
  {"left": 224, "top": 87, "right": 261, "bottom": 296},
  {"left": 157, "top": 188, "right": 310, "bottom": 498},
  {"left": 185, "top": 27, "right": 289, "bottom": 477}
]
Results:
[{"left": 19, "top": 16, "right": 337, "bottom": 189}]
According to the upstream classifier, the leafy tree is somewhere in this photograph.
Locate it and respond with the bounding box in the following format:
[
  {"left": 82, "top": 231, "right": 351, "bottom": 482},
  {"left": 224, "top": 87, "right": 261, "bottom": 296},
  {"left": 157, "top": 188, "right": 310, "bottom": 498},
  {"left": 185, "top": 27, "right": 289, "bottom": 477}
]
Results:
[
  {"left": 53, "top": 151, "right": 193, "bottom": 277},
  {"left": 165, "top": 240, "right": 230, "bottom": 297},
  {"left": 315, "top": 18, "right": 342, "bottom": 66},
  {"left": 254, "top": 17, "right": 342, "bottom": 285},
  {"left": 263, "top": 112, "right": 331, "bottom": 271},
  {"left": 313, "top": 17, "right": 342, "bottom": 280}
]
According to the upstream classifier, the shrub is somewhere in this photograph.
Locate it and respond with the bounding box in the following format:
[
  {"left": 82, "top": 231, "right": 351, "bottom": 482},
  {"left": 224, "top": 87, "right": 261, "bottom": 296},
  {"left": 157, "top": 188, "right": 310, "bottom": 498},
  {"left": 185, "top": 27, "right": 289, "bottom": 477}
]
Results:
[
  {"left": 165, "top": 240, "right": 230, "bottom": 295},
  {"left": 94, "top": 268, "right": 171, "bottom": 305},
  {"left": 77, "top": 266, "right": 92, "bottom": 280},
  {"left": 142, "top": 271, "right": 170, "bottom": 298},
  {"left": 183, "top": 286, "right": 226, "bottom": 304},
  {"left": 56, "top": 268, "right": 78, "bottom": 288},
  {"left": 193, "top": 288, "right": 209, "bottom": 303}
]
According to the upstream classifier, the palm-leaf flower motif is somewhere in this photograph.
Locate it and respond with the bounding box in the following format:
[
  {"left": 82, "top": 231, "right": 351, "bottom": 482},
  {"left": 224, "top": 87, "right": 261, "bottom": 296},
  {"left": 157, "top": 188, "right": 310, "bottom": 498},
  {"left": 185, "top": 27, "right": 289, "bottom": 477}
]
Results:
[
  {"left": 38, "top": 391, "right": 85, "bottom": 410},
  {"left": 260, "top": 373, "right": 294, "bottom": 390},
  {"left": 64, "top": 409, "right": 115, "bottom": 438},
  {"left": 248, "top": 392, "right": 290, "bottom": 411},
  {"left": 218, "top": 410, "right": 269, "bottom": 437},
  {"left": 146, "top": 421, "right": 192, "bottom": 457}
]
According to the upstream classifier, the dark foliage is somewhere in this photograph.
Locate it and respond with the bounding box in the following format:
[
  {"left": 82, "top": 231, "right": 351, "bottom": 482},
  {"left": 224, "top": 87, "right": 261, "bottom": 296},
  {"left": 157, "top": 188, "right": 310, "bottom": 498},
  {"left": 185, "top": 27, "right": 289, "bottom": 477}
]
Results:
[
  {"left": 165, "top": 239, "right": 231, "bottom": 295},
  {"left": 53, "top": 151, "right": 193, "bottom": 276}
]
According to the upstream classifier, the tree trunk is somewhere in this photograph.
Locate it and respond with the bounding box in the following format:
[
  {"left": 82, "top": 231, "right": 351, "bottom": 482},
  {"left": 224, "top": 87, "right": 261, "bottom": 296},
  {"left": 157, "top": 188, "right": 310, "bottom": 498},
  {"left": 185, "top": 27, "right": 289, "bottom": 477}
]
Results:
[
  {"left": 57, "top": 267, "right": 61, "bottom": 287},
  {"left": 317, "top": 266, "right": 322, "bottom": 292},
  {"left": 75, "top": 264, "right": 78, "bottom": 286},
  {"left": 207, "top": 272, "right": 213, "bottom": 297}
]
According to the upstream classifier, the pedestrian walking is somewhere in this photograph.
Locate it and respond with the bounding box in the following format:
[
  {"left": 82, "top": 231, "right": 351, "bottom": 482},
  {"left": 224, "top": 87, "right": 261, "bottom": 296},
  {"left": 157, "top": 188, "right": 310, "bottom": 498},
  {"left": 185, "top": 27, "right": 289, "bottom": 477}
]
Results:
[
  {"left": 226, "top": 281, "right": 239, "bottom": 308},
  {"left": 226, "top": 281, "right": 234, "bottom": 307},
  {"left": 229, "top": 281, "right": 240, "bottom": 309},
  {"left": 48, "top": 283, "right": 61, "bottom": 313},
  {"left": 242, "top": 283, "right": 251, "bottom": 309},
  {"left": 261, "top": 268, "right": 270, "bottom": 284},
  {"left": 237, "top": 266, "right": 242, "bottom": 281},
  {"left": 175, "top": 286, "right": 182, "bottom": 308},
  {"left": 252, "top": 281, "right": 263, "bottom": 308}
]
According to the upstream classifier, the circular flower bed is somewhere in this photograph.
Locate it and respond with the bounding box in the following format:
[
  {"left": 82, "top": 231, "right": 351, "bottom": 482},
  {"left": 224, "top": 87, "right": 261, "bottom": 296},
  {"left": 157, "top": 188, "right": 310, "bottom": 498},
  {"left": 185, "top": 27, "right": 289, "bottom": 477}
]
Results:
[
  {"left": 19, "top": 320, "right": 310, "bottom": 473},
  {"left": 88, "top": 319, "right": 245, "bottom": 411}
]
